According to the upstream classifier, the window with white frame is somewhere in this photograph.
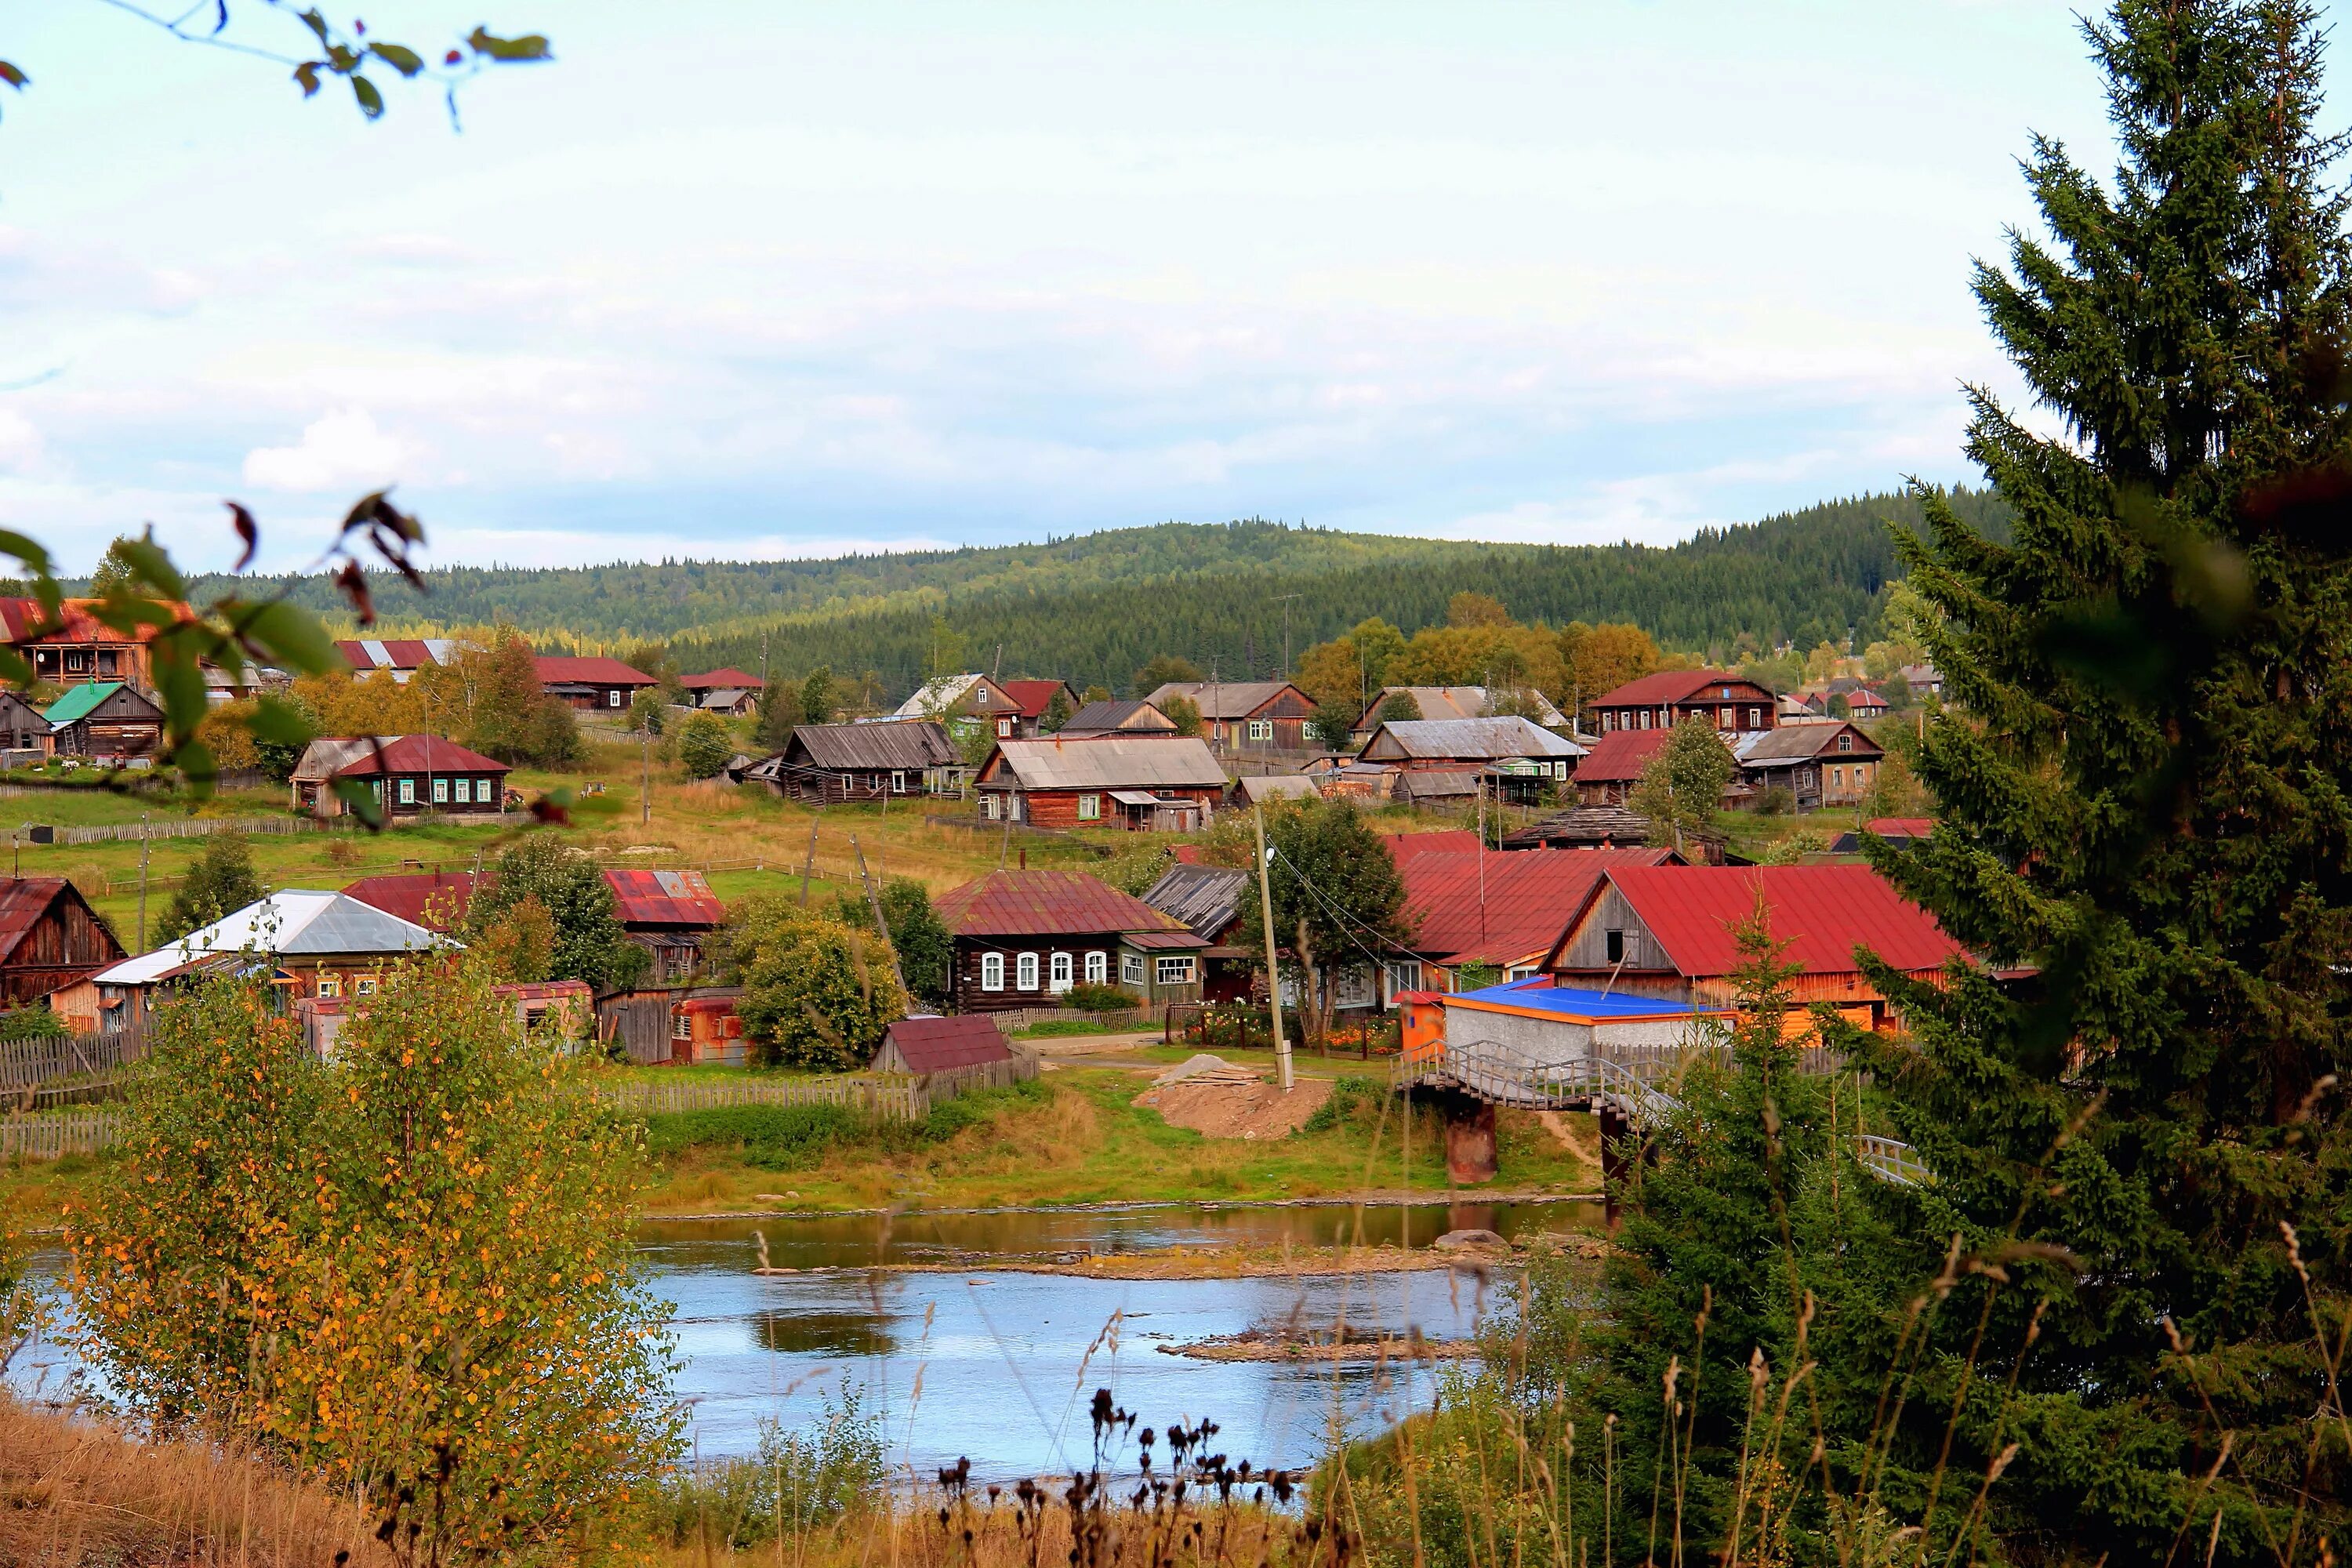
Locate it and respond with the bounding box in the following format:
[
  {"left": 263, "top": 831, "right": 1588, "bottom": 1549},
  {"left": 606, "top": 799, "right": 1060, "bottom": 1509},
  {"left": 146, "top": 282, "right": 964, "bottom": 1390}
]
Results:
[
  {"left": 432, "top": 776, "right": 449, "bottom": 803},
  {"left": 984, "top": 794, "right": 1002, "bottom": 820},
  {"left": 998, "top": 717, "right": 1014, "bottom": 736},
  {"left": 1155, "top": 956, "right": 1194, "bottom": 985},
  {"left": 1084, "top": 951, "right": 1107, "bottom": 984},
  {"left": 1638, "top": 710, "right": 1652, "bottom": 728},
  {"left": 1719, "top": 706, "right": 1733, "bottom": 728},
  {"left": 1016, "top": 952, "right": 1040, "bottom": 990},
  {"left": 1386, "top": 960, "right": 1423, "bottom": 996},
  {"left": 1836, "top": 733, "right": 1854, "bottom": 752},
  {"left": 982, "top": 952, "right": 1005, "bottom": 991},
  {"left": 892, "top": 771, "right": 907, "bottom": 793},
  {"left": 673, "top": 1010, "right": 693, "bottom": 1040},
  {"left": 315, "top": 975, "right": 343, "bottom": 999},
  {"left": 354, "top": 975, "right": 379, "bottom": 996},
  {"left": 1505, "top": 965, "right": 1540, "bottom": 982},
  {"left": 1747, "top": 707, "right": 1762, "bottom": 728},
  {"left": 397, "top": 778, "right": 416, "bottom": 804},
  {"left": 1077, "top": 793, "right": 1101, "bottom": 821},
  {"left": 1248, "top": 719, "right": 1272, "bottom": 742},
  {"left": 453, "top": 777, "right": 471, "bottom": 804},
  {"left": 1049, "top": 952, "right": 1073, "bottom": 992},
  {"left": 1121, "top": 952, "right": 1145, "bottom": 985},
  {"left": 607, "top": 689, "right": 622, "bottom": 707}
]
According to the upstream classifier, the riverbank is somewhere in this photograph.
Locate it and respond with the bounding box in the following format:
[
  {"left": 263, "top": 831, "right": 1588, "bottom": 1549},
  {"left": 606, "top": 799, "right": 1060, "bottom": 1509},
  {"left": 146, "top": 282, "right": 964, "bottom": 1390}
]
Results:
[
  {"left": 0, "top": 1064, "right": 1603, "bottom": 1233},
  {"left": 638, "top": 1065, "right": 1600, "bottom": 1218}
]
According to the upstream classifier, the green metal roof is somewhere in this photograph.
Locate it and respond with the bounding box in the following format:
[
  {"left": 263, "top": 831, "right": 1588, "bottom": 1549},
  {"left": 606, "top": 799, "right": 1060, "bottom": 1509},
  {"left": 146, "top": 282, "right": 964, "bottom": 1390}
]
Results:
[{"left": 42, "top": 681, "right": 124, "bottom": 726}]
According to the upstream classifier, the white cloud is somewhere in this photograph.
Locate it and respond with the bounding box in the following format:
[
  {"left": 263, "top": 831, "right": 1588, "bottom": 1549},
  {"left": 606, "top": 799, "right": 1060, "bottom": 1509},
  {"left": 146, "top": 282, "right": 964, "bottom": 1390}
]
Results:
[
  {"left": 0, "top": 411, "right": 42, "bottom": 473},
  {"left": 241, "top": 408, "right": 406, "bottom": 493}
]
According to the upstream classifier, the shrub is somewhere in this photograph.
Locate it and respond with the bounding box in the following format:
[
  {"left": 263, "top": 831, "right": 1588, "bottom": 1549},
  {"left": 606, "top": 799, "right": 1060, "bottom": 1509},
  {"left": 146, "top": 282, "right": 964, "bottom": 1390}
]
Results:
[
  {"left": 728, "top": 900, "right": 906, "bottom": 1071},
  {"left": 0, "top": 1004, "right": 67, "bottom": 1040},
  {"left": 675, "top": 711, "right": 734, "bottom": 779},
  {"left": 651, "top": 1385, "right": 887, "bottom": 1548},
  {"left": 1753, "top": 784, "right": 1795, "bottom": 815},
  {"left": 1063, "top": 982, "right": 1139, "bottom": 1014},
  {"left": 71, "top": 964, "right": 681, "bottom": 1559},
  {"left": 1303, "top": 1075, "right": 1388, "bottom": 1133}
]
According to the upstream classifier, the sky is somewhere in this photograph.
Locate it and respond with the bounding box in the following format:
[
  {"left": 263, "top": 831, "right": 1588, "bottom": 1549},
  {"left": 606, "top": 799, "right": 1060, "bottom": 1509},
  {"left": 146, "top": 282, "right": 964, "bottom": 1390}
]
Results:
[{"left": 0, "top": 2, "right": 2252, "bottom": 572}]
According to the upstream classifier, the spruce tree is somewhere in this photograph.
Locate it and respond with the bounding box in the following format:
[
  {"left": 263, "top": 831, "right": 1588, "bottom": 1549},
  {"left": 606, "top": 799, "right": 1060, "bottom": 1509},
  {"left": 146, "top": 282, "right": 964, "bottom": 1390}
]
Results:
[{"left": 1849, "top": 2, "right": 2352, "bottom": 1557}]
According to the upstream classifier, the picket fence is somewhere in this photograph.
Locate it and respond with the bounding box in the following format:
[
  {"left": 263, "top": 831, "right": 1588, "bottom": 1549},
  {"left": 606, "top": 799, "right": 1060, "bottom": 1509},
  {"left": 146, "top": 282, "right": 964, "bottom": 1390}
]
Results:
[
  {"left": 0, "top": 1113, "right": 122, "bottom": 1162},
  {"left": 45, "top": 815, "right": 339, "bottom": 847},
  {"left": 990, "top": 1004, "right": 1152, "bottom": 1034},
  {"left": 0, "top": 1028, "right": 144, "bottom": 1093}
]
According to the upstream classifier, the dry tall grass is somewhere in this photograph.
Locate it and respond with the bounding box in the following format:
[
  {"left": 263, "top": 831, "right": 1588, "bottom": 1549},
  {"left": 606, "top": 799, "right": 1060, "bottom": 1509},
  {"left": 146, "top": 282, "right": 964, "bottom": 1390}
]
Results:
[{"left": 0, "top": 1397, "right": 394, "bottom": 1567}]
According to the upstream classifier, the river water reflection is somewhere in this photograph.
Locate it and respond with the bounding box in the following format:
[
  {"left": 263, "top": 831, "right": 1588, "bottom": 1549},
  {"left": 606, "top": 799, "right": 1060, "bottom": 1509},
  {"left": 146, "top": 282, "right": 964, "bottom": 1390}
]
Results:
[{"left": 13, "top": 1199, "right": 1601, "bottom": 1479}]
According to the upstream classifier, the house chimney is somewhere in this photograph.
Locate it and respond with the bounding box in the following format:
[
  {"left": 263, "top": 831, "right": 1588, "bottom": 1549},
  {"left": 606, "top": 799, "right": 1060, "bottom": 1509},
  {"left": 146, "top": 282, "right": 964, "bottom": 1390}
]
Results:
[{"left": 1018, "top": 848, "right": 1026, "bottom": 869}]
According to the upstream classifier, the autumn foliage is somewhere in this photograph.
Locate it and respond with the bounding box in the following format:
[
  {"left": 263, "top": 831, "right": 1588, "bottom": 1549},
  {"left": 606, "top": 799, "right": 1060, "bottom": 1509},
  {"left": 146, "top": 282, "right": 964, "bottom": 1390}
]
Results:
[{"left": 68, "top": 961, "right": 679, "bottom": 1560}]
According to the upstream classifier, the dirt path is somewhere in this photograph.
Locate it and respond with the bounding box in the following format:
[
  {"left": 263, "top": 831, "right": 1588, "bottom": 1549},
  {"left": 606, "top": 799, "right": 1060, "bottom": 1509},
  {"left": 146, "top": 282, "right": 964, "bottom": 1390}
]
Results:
[{"left": 1535, "top": 1109, "right": 1602, "bottom": 1165}]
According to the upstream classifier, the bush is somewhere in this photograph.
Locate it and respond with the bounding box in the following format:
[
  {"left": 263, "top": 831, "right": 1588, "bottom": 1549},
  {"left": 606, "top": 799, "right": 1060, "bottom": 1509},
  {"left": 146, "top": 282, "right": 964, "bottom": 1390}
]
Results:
[
  {"left": 1303, "top": 1075, "right": 1388, "bottom": 1133},
  {"left": 0, "top": 1004, "right": 68, "bottom": 1040},
  {"left": 1063, "top": 982, "right": 1139, "bottom": 1013},
  {"left": 728, "top": 901, "right": 906, "bottom": 1071},
  {"left": 676, "top": 711, "right": 734, "bottom": 779},
  {"left": 1753, "top": 784, "right": 1795, "bottom": 815}
]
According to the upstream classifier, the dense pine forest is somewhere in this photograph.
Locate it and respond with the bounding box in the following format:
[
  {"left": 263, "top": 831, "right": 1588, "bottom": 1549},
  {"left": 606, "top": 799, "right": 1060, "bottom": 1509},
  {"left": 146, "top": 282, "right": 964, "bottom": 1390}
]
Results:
[{"left": 194, "top": 487, "right": 2005, "bottom": 691}]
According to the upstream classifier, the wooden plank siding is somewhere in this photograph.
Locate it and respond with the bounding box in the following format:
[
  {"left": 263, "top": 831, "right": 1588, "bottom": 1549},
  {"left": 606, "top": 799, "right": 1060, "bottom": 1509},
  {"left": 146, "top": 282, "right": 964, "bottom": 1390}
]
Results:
[
  {"left": 949, "top": 935, "right": 1203, "bottom": 1014},
  {"left": 995, "top": 785, "right": 1222, "bottom": 832}
]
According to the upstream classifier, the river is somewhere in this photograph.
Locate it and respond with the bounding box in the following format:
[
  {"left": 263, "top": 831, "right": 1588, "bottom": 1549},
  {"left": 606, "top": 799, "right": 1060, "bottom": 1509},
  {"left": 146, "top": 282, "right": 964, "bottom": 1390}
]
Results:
[{"left": 11, "top": 1199, "right": 1600, "bottom": 1479}]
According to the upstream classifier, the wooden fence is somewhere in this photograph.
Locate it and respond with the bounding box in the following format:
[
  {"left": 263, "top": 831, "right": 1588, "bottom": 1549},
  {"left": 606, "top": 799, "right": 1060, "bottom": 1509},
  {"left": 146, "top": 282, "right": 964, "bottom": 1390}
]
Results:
[
  {"left": 45, "top": 815, "right": 338, "bottom": 847},
  {"left": 0, "top": 1113, "right": 122, "bottom": 1162},
  {"left": 0, "top": 1028, "right": 144, "bottom": 1093},
  {"left": 988, "top": 1004, "right": 1153, "bottom": 1034}
]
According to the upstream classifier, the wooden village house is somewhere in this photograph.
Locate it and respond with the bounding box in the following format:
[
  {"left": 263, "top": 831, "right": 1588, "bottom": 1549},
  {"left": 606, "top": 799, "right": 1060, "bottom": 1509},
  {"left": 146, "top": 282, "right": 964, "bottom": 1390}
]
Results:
[
  {"left": 974, "top": 735, "right": 1226, "bottom": 830},
  {"left": 0, "top": 877, "right": 124, "bottom": 1009},
  {"left": 1138, "top": 862, "right": 1256, "bottom": 1001},
  {"left": 535, "top": 655, "right": 658, "bottom": 713},
  {"left": 1730, "top": 720, "right": 1884, "bottom": 810},
  {"left": 1143, "top": 681, "right": 1315, "bottom": 753},
  {"left": 1588, "top": 670, "right": 1780, "bottom": 735},
  {"left": 1356, "top": 716, "right": 1583, "bottom": 806},
  {"left": 1348, "top": 685, "right": 1570, "bottom": 743},
  {"left": 0, "top": 690, "right": 51, "bottom": 758},
  {"left": 0, "top": 597, "right": 194, "bottom": 691},
  {"left": 750, "top": 720, "right": 964, "bottom": 803},
  {"left": 935, "top": 869, "right": 1207, "bottom": 1014},
  {"left": 606, "top": 869, "right": 727, "bottom": 982},
  {"left": 290, "top": 736, "right": 512, "bottom": 818},
  {"left": 1055, "top": 699, "right": 1179, "bottom": 739},
  {"left": 44, "top": 681, "right": 165, "bottom": 759},
  {"left": 1544, "top": 863, "right": 1965, "bottom": 1032}
]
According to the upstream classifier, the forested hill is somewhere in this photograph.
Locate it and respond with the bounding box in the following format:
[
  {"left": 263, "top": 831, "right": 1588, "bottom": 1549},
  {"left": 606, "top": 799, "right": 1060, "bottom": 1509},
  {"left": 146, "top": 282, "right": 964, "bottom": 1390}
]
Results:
[{"left": 190, "top": 488, "right": 2005, "bottom": 693}]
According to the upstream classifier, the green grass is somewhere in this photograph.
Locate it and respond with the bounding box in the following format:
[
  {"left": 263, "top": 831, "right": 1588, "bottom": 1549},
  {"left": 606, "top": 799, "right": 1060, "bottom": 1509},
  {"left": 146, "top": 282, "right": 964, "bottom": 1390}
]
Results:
[{"left": 638, "top": 1065, "right": 1601, "bottom": 1215}]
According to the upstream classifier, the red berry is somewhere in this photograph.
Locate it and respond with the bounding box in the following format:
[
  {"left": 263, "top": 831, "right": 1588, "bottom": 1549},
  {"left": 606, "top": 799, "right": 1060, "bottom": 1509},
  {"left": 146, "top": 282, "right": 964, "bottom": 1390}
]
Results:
[{"left": 445, "top": 49, "right": 462, "bottom": 64}]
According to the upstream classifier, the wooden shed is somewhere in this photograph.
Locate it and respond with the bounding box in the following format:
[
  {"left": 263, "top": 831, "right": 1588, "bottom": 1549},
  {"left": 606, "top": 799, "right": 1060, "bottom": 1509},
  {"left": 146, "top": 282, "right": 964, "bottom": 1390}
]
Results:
[
  {"left": 43, "top": 681, "right": 165, "bottom": 759},
  {"left": 757, "top": 720, "right": 964, "bottom": 804},
  {"left": 873, "top": 1014, "right": 1014, "bottom": 1074}
]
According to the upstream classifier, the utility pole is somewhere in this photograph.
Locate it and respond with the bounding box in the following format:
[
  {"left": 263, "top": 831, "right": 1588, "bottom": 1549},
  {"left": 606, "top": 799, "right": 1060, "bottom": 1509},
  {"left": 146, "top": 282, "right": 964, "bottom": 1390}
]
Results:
[
  {"left": 799, "top": 816, "right": 818, "bottom": 907},
  {"left": 136, "top": 813, "right": 150, "bottom": 949},
  {"left": 1253, "top": 803, "right": 1294, "bottom": 1092},
  {"left": 1274, "top": 594, "right": 1302, "bottom": 679},
  {"left": 641, "top": 726, "right": 651, "bottom": 826},
  {"left": 851, "top": 835, "right": 911, "bottom": 1000}
]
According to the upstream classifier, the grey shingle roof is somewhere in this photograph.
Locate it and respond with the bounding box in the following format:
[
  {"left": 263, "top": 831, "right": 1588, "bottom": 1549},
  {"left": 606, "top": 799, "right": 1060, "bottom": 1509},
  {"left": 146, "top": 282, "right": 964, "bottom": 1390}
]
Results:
[
  {"left": 1359, "top": 717, "right": 1584, "bottom": 762},
  {"left": 1139, "top": 864, "right": 1250, "bottom": 938},
  {"left": 982, "top": 736, "right": 1225, "bottom": 791}
]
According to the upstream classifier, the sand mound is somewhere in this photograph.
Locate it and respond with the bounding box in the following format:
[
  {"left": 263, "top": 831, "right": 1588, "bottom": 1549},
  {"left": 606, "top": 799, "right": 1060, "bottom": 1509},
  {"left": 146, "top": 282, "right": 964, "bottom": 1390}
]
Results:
[{"left": 1134, "top": 1075, "right": 1332, "bottom": 1139}]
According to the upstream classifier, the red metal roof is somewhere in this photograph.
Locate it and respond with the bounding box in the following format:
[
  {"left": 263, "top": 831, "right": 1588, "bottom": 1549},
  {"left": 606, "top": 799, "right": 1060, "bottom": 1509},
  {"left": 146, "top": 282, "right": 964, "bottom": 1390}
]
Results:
[
  {"left": 1572, "top": 726, "right": 1675, "bottom": 783},
  {"left": 1400, "top": 848, "right": 1675, "bottom": 966},
  {"left": 1379, "top": 829, "right": 1482, "bottom": 862},
  {"left": 1867, "top": 817, "right": 1936, "bottom": 839},
  {"left": 500, "top": 979, "right": 593, "bottom": 1003},
  {"left": 998, "top": 680, "right": 1071, "bottom": 720},
  {"left": 339, "top": 871, "right": 479, "bottom": 933},
  {"left": 604, "top": 869, "right": 725, "bottom": 928},
  {"left": 1567, "top": 864, "right": 1965, "bottom": 978},
  {"left": 681, "top": 667, "right": 762, "bottom": 690},
  {"left": 0, "top": 597, "right": 195, "bottom": 645},
  {"left": 934, "top": 869, "right": 1189, "bottom": 938},
  {"left": 533, "top": 655, "right": 656, "bottom": 687},
  {"left": 884, "top": 1014, "right": 1015, "bottom": 1073},
  {"left": 1590, "top": 669, "right": 1755, "bottom": 707},
  {"left": 334, "top": 638, "right": 441, "bottom": 672},
  {"left": 328, "top": 735, "right": 510, "bottom": 779}
]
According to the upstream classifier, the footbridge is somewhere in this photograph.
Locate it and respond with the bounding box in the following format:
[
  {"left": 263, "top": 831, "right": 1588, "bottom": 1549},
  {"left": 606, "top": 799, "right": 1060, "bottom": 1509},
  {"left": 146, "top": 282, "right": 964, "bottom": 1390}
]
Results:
[{"left": 1402, "top": 1028, "right": 1929, "bottom": 1210}]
